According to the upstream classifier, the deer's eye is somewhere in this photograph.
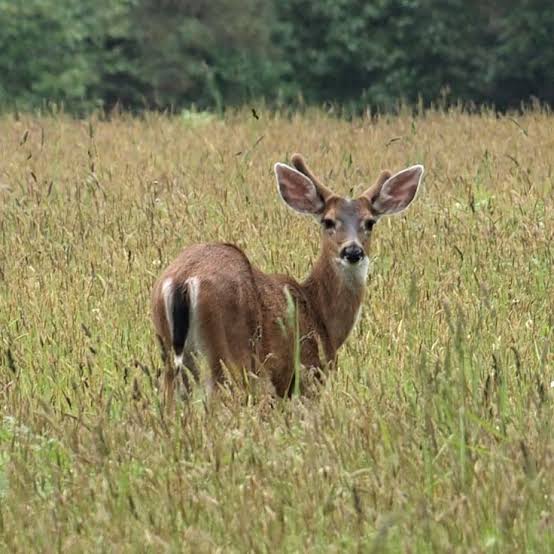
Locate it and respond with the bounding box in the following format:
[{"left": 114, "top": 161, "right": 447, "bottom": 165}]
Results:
[
  {"left": 364, "top": 219, "right": 376, "bottom": 232},
  {"left": 322, "top": 218, "right": 336, "bottom": 230}
]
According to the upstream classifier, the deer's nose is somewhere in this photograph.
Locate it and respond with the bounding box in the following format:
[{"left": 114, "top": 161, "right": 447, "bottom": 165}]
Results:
[{"left": 340, "top": 244, "right": 364, "bottom": 264}]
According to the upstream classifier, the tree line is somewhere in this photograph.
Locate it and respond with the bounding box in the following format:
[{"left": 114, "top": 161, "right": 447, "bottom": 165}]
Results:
[{"left": 1, "top": 0, "right": 552, "bottom": 115}]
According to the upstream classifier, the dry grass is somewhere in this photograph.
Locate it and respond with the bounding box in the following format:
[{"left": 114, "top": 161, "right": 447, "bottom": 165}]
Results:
[{"left": 0, "top": 107, "right": 552, "bottom": 552}]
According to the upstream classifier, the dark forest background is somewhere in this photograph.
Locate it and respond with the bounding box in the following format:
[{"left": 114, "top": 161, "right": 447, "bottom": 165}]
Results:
[{"left": 1, "top": 0, "right": 553, "bottom": 115}]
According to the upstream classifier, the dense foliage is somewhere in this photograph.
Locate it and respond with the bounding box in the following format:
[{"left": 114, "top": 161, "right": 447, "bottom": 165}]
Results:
[{"left": 0, "top": 0, "right": 552, "bottom": 113}]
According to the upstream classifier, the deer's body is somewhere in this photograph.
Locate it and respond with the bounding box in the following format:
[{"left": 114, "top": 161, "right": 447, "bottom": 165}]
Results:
[
  {"left": 152, "top": 154, "right": 424, "bottom": 398},
  {"left": 152, "top": 239, "right": 366, "bottom": 396}
]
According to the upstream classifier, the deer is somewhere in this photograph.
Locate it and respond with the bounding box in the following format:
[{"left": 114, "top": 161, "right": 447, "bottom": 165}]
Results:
[{"left": 151, "top": 154, "right": 424, "bottom": 400}]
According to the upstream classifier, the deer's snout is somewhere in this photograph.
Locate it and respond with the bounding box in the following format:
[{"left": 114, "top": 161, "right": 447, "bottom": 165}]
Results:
[{"left": 340, "top": 243, "right": 365, "bottom": 264}]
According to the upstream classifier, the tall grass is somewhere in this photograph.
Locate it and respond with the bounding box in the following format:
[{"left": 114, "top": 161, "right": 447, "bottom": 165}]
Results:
[{"left": 0, "top": 107, "right": 552, "bottom": 552}]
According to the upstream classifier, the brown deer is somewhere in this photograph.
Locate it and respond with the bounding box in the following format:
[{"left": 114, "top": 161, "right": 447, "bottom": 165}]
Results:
[{"left": 151, "top": 154, "right": 424, "bottom": 399}]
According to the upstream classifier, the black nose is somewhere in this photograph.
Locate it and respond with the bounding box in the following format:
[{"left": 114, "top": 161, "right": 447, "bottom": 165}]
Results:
[{"left": 340, "top": 244, "right": 364, "bottom": 264}]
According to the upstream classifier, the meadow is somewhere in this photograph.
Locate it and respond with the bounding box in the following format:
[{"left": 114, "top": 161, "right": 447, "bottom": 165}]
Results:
[{"left": 0, "top": 107, "right": 552, "bottom": 553}]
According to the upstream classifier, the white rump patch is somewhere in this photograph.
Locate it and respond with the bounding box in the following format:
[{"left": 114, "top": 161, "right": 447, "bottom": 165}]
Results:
[
  {"left": 164, "top": 275, "right": 202, "bottom": 356},
  {"left": 162, "top": 278, "right": 174, "bottom": 340},
  {"left": 185, "top": 276, "right": 201, "bottom": 352}
]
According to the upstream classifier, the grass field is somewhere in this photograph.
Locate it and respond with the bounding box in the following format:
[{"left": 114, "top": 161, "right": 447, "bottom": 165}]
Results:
[{"left": 0, "top": 107, "right": 552, "bottom": 553}]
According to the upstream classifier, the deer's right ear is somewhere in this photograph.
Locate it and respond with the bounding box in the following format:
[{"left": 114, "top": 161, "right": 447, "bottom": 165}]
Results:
[
  {"left": 363, "top": 165, "right": 424, "bottom": 216},
  {"left": 274, "top": 163, "right": 325, "bottom": 215}
]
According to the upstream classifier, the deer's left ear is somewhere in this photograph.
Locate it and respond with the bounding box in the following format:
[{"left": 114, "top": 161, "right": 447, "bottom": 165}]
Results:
[{"left": 363, "top": 165, "right": 424, "bottom": 216}]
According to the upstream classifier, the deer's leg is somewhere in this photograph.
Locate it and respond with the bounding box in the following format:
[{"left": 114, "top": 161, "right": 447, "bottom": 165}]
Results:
[
  {"left": 156, "top": 335, "right": 178, "bottom": 406},
  {"left": 199, "top": 316, "right": 252, "bottom": 395},
  {"left": 195, "top": 278, "right": 260, "bottom": 396},
  {"left": 176, "top": 350, "right": 199, "bottom": 396}
]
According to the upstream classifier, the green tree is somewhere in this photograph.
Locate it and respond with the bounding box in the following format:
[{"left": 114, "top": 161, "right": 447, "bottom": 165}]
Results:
[
  {"left": 276, "top": 0, "right": 489, "bottom": 111},
  {"left": 129, "top": 0, "right": 283, "bottom": 111},
  {"left": 0, "top": 0, "right": 552, "bottom": 114},
  {"left": 491, "top": 0, "right": 554, "bottom": 108},
  {"left": 0, "top": 0, "right": 97, "bottom": 111},
  {"left": 0, "top": 0, "right": 140, "bottom": 113}
]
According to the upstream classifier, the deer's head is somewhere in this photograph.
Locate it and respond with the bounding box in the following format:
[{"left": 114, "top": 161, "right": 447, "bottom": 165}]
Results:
[{"left": 275, "top": 154, "right": 424, "bottom": 278}]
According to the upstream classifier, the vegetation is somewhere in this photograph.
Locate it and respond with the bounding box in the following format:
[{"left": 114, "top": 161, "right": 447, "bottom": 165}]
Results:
[
  {"left": 0, "top": 108, "right": 552, "bottom": 551},
  {"left": 1, "top": 0, "right": 553, "bottom": 113}
]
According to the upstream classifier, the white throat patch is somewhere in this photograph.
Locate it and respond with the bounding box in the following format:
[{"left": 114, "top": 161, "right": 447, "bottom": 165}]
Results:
[{"left": 336, "top": 256, "right": 370, "bottom": 286}]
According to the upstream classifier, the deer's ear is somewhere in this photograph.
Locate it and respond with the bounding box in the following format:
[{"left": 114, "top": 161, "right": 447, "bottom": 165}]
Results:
[
  {"left": 365, "top": 165, "right": 424, "bottom": 216},
  {"left": 274, "top": 163, "right": 325, "bottom": 215}
]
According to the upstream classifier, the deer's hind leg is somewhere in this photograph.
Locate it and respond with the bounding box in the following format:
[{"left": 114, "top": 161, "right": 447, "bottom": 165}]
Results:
[
  {"left": 175, "top": 350, "right": 200, "bottom": 396},
  {"left": 198, "top": 305, "right": 257, "bottom": 396}
]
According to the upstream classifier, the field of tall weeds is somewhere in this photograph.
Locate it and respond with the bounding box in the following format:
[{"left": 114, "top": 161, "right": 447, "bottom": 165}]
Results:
[{"left": 0, "top": 108, "right": 552, "bottom": 552}]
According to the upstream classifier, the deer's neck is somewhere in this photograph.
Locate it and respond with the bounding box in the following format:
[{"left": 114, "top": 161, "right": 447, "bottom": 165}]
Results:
[{"left": 302, "top": 250, "right": 368, "bottom": 358}]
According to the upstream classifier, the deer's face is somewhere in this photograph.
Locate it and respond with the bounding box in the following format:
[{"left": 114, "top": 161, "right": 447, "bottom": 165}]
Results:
[
  {"left": 319, "top": 196, "right": 376, "bottom": 267},
  {"left": 275, "top": 154, "right": 424, "bottom": 279}
]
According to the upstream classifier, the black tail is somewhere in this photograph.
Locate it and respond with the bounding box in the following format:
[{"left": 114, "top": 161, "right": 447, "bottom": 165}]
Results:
[{"left": 171, "top": 284, "right": 190, "bottom": 357}]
